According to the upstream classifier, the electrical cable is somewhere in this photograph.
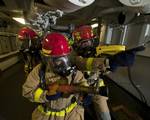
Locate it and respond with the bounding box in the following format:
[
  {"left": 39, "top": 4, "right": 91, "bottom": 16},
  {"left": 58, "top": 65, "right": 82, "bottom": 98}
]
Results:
[
  {"left": 127, "top": 66, "right": 147, "bottom": 105},
  {"left": 126, "top": 40, "right": 150, "bottom": 105}
]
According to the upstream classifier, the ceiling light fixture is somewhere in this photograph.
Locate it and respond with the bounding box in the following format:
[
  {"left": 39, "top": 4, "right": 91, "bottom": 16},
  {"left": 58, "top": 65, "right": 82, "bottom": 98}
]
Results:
[
  {"left": 137, "top": 12, "right": 141, "bottom": 16},
  {"left": 91, "top": 23, "right": 98, "bottom": 28},
  {"left": 12, "top": 17, "right": 26, "bottom": 24},
  {"left": 91, "top": 18, "right": 97, "bottom": 21}
]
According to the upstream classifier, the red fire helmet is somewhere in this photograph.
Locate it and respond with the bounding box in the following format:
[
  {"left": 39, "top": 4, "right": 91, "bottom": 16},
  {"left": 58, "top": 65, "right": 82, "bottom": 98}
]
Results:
[
  {"left": 72, "top": 25, "right": 94, "bottom": 42},
  {"left": 18, "top": 27, "right": 38, "bottom": 41},
  {"left": 42, "top": 32, "right": 71, "bottom": 57}
]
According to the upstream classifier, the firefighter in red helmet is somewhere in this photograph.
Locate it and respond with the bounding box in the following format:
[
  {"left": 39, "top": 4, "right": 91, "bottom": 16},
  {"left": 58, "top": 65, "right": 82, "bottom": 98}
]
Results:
[
  {"left": 72, "top": 25, "right": 136, "bottom": 120},
  {"left": 18, "top": 27, "right": 40, "bottom": 74},
  {"left": 72, "top": 25, "right": 99, "bottom": 57},
  {"left": 18, "top": 27, "right": 38, "bottom": 40},
  {"left": 41, "top": 32, "right": 73, "bottom": 76},
  {"left": 72, "top": 25, "right": 111, "bottom": 120},
  {"left": 23, "top": 32, "right": 89, "bottom": 120},
  {"left": 72, "top": 25, "right": 136, "bottom": 72}
]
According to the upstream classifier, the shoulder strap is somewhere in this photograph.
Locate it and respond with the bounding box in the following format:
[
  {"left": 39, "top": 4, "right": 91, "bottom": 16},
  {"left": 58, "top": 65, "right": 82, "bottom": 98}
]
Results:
[{"left": 39, "top": 64, "right": 46, "bottom": 89}]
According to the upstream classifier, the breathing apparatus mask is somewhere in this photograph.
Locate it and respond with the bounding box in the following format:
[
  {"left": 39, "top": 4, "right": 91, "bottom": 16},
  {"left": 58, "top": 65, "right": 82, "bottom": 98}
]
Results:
[
  {"left": 50, "top": 55, "right": 73, "bottom": 76},
  {"left": 74, "top": 38, "right": 99, "bottom": 57}
]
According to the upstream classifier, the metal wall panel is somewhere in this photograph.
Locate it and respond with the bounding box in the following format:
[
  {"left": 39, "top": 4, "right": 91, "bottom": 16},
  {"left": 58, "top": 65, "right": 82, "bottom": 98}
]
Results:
[
  {"left": 103, "top": 25, "right": 130, "bottom": 45},
  {"left": 0, "top": 38, "right": 2, "bottom": 54},
  {"left": 111, "top": 27, "right": 122, "bottom": 44},
  {"left": 104, "top": 26, "right": 113, "bottom": 44},
  {"left": 124, "top": 23, "right": 144, "bottom": 48},
  {"left": 10, "top": 36, "right": 17, "bottom": 51},
  {"left": 103, "top": 23, "right": 150, "bottom": 57},
  {"left": 6, "top": 37, "right": 12, "bottom": 52},
  {"left": 0, "top": 36, "right": 7, "bottom": 53},
  {"left": 0, "top": 33, "right": 17, "bottom": 54},
  {"left": 3, "top": 36, "right": 10, "bottom": 53}
]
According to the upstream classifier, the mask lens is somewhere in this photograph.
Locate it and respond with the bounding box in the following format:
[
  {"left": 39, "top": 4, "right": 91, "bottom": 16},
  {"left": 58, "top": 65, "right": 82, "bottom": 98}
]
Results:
[
  {"left": 79, "top": 39, "right": 92, "bottom": 48},
  {"left": 51, "top": 56, "right": 72, "bottom": 76}
]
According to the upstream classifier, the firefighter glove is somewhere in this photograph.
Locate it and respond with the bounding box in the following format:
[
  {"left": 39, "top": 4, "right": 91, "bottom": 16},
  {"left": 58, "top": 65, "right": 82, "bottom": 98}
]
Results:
[
  {"left": 108, "top": 51, "right": 136, "bottom": 71},
  {"left": 46, "top": 82, "right": 62, "bottom": 100}
]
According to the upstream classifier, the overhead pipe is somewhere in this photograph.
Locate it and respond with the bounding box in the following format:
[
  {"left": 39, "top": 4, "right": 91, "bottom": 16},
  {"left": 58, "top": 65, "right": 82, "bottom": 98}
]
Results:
[
  {"left": 118, "top": 0, "right": 150, "bottom": 14},
  {"left": 43, "top": 0, "right": 95, "bottom": 13},
  {"left": 97, "top": 6, "right": 143, "bottom": 17}
]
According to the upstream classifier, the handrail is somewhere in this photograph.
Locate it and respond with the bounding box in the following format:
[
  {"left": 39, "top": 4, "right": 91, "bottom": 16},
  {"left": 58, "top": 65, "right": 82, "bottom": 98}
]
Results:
[
  {"left": 0, "top": 32, "right": 17, "bottom": 37},
  {"left": 0, "top": 50, "right": 19, "bottom": 59}
]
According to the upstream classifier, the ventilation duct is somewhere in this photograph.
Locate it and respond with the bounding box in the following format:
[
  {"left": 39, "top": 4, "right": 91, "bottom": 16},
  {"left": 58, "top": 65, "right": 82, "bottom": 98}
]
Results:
[
  {"left": 44, "top": 0, "right": 95, "bottom": 13},
  {"left": 119, "top": 0, "right": 150, "bottom": 13}
]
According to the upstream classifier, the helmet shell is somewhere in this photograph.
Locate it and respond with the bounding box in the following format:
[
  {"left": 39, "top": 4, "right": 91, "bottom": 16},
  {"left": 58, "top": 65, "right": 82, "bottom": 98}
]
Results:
[
  {"left": 42, "top": 32, "right": 71, "bottom": 57},
  {"left": 18, "top": 27, "right": 38, "bottom": 41},
  {"left": 73, "top": 25, "right": 94, "bottom": 42}
]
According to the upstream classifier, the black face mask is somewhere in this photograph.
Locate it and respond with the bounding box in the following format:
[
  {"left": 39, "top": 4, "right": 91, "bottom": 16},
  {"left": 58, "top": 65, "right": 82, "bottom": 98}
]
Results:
[
  {"left": 51, "top": 56, "right": 72, "bottom": 76},
  {"left": 74, "top": 39, "right": 97, "bottom": 57},
  {"left": 77, "top": 47, "right": 96, "bottom": 57}
]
